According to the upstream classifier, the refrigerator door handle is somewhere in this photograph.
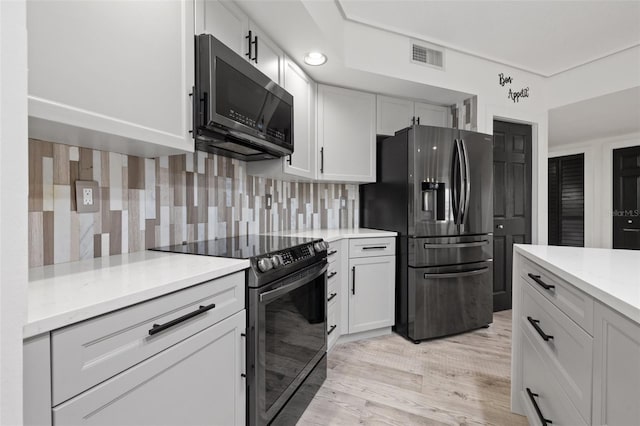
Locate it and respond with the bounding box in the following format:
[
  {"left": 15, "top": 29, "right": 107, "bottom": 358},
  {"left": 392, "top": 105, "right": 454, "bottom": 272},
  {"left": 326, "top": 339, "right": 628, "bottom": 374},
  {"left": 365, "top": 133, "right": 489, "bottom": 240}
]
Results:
[
  {"left": 423, "top": 266, "right": 489, "bottom": 279},
  {"left": 460, "top": 139, "right": 471, "bottom": 225},
  {"left": 451, "top": 139, "right": 464, "bottom": 225},
  {"left": 423, "top": 240, "right": 490, "bottom": 249}
]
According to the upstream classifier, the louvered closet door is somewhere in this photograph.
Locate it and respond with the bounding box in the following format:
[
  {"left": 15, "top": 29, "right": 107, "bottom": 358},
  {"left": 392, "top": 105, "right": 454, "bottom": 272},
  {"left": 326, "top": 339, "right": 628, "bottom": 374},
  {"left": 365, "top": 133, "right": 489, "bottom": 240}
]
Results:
[{"left": 548, "top": 154, "right": 585, "bottom": 247}]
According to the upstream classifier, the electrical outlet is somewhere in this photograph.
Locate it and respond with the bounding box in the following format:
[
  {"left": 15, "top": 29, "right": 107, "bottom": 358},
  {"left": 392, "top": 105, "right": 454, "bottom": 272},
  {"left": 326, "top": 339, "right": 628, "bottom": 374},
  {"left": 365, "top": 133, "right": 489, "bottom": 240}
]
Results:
[
  {"left": 340, "top": 196, "right": 347, "bottom": 208},
  {"left": 83, "top": 188, "right": 93, "bottom": 206},
  {"left": 75, "top": 180, "right": 100, "bottom": 213},
  {"left": 265, "top": 194, "right": 272, "bottom": 210}
]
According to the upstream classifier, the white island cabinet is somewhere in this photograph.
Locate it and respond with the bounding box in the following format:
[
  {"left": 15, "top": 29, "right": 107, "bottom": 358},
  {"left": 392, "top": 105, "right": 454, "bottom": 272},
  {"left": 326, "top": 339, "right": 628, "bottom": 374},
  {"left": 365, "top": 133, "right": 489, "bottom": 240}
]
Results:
[
  {"left": 27, "top": 0, "right": 195, "bottom": 157},
  {"left": 24, "top": 251, "right": 249, "bottom": 426},
  {"left": 511, "top": 245, "right": 640, "bottom": 426}
]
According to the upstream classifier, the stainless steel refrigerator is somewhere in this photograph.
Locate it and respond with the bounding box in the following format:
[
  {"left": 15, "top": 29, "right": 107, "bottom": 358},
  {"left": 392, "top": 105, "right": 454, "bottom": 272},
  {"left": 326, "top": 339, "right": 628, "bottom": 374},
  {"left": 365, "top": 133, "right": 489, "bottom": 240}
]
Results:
[{"left": 361, "top": 125, "right": 494, "bottom": 342}]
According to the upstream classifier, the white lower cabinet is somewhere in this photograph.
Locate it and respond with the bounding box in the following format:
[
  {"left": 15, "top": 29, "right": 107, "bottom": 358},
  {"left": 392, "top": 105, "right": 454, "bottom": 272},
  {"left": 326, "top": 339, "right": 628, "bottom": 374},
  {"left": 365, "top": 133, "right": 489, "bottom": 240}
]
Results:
[
  {"left": 348, "top": 255, "right": 395, "bottom": 334},
  {"left": 592, "top": 302, "right": 640, "bottom": 426},
  {"left": 512, "top": 251, "right": 640, "bottom": 426},
  {"left": 53, "top": 311, "right": 246, "bottom": 426}
]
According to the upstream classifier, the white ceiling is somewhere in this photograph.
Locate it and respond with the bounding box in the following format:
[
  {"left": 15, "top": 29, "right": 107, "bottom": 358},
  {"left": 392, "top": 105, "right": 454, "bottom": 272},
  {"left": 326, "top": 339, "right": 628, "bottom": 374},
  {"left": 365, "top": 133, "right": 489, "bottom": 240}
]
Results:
[
  {"left": 338, "top": 0, "right": 640, "bottom": 77},
  {"left": 549, "top": 86, "right": 640, "bottom": 146}
]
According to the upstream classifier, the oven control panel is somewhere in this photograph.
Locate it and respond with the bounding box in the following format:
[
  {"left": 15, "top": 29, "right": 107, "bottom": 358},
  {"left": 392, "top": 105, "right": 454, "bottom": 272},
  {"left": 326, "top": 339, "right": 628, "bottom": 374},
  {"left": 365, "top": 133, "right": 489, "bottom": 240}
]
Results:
[{"left": 256, "top": 242, "right": 327, "bottom": 273}]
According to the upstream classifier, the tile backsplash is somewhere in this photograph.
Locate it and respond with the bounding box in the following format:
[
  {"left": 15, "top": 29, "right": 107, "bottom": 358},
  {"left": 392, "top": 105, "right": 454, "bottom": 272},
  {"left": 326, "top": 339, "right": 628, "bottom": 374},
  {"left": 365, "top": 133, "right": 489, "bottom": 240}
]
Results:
[{"left": 28, "top": 139, "right": 359, "bottom": 267}]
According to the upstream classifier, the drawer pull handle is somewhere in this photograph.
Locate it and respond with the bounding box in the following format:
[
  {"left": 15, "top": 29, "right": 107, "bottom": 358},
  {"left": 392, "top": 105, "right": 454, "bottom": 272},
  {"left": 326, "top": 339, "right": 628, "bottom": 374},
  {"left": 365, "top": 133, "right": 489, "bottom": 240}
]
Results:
[
  {"left": 528, "top": 273, "right": 555, "bottom": 291},
  {"left": 362, "top": 246, "right": 387, "bottom": 250},
  {"left": 527, "top": 316, "right": 554, "bottom": 342},
  {"left": 328, "top": 250, "right": 338, "bottom": 256},
  {"left": 423, "top": 240, "right": 489, "bottom": 249},
  {"left": 526, "top": 388, "right": 553, "bottom": 425},
  {"left": 328, "top": 292, "right": 337, "bottom": 302},
  {"left": 328, "top": 271, "right": 338, "bottom": 279},
  {"left": 149, "top": 303, "right": 216, "bottom": 336},
  {"left": 328, "top": 324, "right": 337, "bottom": 335}
]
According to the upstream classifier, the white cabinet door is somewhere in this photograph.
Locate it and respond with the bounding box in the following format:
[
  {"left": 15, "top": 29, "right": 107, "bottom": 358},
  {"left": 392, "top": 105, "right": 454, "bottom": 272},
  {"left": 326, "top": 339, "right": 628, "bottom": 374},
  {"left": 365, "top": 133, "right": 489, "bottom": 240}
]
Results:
[
  {"left": 348, "top": 256, "right": 395, "bottom": 333},
  {"left": 414, "top": 102, "right": 448, "bottom": 127},
  {"left": 376, "top": 95, "right": 414, "bottom": 136},
  {"left": 195, "top": 0, "right": 249, "bottom": 56},
  {"left": 317, "top": 85, "right": 376, "bottom": 183},
  {"left": 592, "top": 303, "right": 640, "bottom": 426},
  {"left": 282, "top": 58, "right": 316, "bottom": 179},
  {"left": 27, "top": 0, "right": 195, "bottom": 156},
  {"left": 53, "top": 311, "right": 246, "bottom": 426},
  {"left": 250, "top": 22, "right": 284, "bottom": 85}
]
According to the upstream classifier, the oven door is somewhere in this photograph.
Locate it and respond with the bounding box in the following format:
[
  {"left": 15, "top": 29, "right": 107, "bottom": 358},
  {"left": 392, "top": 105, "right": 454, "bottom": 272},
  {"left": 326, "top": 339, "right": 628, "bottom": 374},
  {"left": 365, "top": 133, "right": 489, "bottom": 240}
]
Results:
[{"left": 248, "top": 260, "right": 327, "bottom": 426}]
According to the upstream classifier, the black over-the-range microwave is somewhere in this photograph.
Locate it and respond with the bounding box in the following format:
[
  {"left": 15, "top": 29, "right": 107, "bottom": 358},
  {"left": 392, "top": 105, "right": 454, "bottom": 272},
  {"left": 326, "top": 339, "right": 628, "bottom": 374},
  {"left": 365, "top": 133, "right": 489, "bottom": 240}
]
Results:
[{"left": 194, "top": 34, "right": 294, "bottom": 161}]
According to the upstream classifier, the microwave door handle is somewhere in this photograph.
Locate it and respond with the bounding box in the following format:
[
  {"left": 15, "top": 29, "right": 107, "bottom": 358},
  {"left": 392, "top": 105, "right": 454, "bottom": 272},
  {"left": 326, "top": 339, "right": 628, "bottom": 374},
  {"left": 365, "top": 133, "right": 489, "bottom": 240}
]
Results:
[
  {"left": 259, "top": 263, "right": 328, "bottom": 303},
  {"left": 460, "top": 138, "right": 471, "bottom": 224}
]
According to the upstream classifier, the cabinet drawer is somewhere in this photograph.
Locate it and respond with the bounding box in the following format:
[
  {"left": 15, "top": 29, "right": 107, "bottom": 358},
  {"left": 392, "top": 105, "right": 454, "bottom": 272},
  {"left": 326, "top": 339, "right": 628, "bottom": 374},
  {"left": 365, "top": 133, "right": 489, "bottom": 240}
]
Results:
[
  {"left": 328, "top": 278, "right": 340, "bottom": 310},
  {"left": 51, "top": 271, "right": 245, "bottom": 405},
  {"left": 53, "top": 310, "right": 246, "bottom": 426},
  {"left": 521, "top": 257, "right": 594, "bottom": 334},
  {"left": 327, "top": 303, "right": 340, "bottom": 350},
  {"left": 349, "top": 237, "right": 395, "bottom": 258},
  {"left": 521, "top": 281, "right": 593, "bottom": 422},
  {"left": 520, "top": 331, "right": 586, "bottom": 426},
  {"left": 327, "top": 241, "right": 340, "bottom": 264}
]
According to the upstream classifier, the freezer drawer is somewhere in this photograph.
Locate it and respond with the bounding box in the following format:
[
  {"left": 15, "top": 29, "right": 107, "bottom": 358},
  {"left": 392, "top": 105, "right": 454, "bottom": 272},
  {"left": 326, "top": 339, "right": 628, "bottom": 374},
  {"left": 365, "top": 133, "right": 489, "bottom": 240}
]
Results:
[
  {"left": 408, "top": 234, "right": 492, "bottom": 267},
  {"left": 407, "top": 261, "right": 493, "bottom": 340}
]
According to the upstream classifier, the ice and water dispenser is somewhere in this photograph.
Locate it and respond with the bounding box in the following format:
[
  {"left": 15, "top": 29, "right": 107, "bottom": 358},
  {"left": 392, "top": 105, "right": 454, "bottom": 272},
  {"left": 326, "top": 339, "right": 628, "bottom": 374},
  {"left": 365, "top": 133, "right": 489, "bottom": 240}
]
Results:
[{"left": 421, "top": 181, "right": 445, "bottom": 221}]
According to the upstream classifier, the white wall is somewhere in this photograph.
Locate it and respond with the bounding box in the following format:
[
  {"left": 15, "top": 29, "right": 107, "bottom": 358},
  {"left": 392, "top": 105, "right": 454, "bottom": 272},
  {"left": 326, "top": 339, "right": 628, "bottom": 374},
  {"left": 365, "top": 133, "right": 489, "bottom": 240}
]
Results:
[
  {"left": 549, "top": 132, "right": 640, "bottom": 248},
  {"left": 341, "top": 21, "right": 550, "bottom": 243},
  {"left": 0, "top": 0, "right": 28, "bottom": 424}
]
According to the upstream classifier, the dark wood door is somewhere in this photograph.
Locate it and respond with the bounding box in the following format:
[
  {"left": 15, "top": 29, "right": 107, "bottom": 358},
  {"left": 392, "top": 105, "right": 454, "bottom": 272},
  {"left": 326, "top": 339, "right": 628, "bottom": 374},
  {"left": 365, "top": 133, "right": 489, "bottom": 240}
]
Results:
[
  {"left": 549, "top": 154, "right": 585, "bottom": 247},
  {"left": 492, "top": 120, "right": 532, "bottom": 311},
  {"left": 613, "top": 146, "right": 640, "bottom": 250}
]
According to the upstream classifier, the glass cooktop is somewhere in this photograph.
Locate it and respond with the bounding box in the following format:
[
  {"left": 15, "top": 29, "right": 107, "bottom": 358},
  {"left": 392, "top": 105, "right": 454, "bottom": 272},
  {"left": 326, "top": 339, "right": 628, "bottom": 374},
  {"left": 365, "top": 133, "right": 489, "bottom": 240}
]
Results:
[{"left": 150, "top": 235, "right": 319, "bottom": 260}]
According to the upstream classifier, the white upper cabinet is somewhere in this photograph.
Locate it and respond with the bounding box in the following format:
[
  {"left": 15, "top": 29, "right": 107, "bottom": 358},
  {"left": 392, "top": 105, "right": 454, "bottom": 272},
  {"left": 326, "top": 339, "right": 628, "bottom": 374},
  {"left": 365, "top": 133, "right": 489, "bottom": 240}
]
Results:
[
  {"left": 414, "top": 101, "right": 449, "bottom": 128},
  {"left": 196, "top": 1, "right": 283, "bottom": 85},
  {"left": 283, "top": 58, "right": 316, "bottom": 179},
  {"left": 248, "top": 22, "right": 285, "bottom": 85},
  {"left": 376, "top": 96, "right": 414, "bottom": 136},
  {"left": 376, "top": 95, "right": 450, "bottom": 136},
  {"left": 27, "top": 0, "right": 195, "bottom": 157},
  {"left": 317, "top": 85, "right": 376, "bottom": 183},
  {"left": 195, "top": 0, "right": 249, "bottom": 56}
]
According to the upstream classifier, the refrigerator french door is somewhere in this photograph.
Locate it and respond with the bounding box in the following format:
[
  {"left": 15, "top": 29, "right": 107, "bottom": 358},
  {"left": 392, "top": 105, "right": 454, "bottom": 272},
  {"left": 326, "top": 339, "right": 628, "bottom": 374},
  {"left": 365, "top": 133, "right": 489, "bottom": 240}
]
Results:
[{"left": 360, "top": 125, "right": 494, "bottom": 342}]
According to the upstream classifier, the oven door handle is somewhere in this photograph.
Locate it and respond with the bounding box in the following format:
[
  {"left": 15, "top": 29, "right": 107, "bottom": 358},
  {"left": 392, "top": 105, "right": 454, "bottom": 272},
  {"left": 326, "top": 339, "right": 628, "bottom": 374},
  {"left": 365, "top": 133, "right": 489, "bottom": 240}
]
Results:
[{"left": 259, "top": 263, "right": 328, "bottom": 303}]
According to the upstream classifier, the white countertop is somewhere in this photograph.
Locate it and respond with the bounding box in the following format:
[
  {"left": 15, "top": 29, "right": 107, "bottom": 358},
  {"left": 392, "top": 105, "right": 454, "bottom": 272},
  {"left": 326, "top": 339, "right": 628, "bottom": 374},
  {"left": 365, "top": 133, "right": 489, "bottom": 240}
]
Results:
[
  {"left": 273, "top": 228, "right": 397, "bottom": 242},
  {"left": 25, "top": 251, "right": 249, "bottom": 338},
  {"left": 515, "top": 244, "right": 640, "bottom": 324}
]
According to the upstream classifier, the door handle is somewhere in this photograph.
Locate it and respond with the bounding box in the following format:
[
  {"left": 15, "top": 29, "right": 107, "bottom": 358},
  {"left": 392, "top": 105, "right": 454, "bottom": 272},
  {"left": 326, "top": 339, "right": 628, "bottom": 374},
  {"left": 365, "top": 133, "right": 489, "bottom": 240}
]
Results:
[
  {"left": 362, "top": 246, "right": 387, "bottom": 251},
  {"left": 423, "top": 240, "right": 489, "bottom": 249},
  {"left": 423, "top": 266, "right": 489, "bottom": 279},
  {"left": 352, "top": 266, "right": 356, "bottom": 295},
  {"left": 622, "top": 228, "right": 640, "bottom": 232},
  {"left": 416, "top": 116, "right": 420, "bottom": 125},
  {"left": 460, "top": 139, "right": 471, "bottom": 224},
  {"left": 253, "top": 34, "right": 258, "bottom": 63},
  {"left": 320, "top": 147, "right": 324, "bottom": 173},
  {"left": 527, "top": 273, "right": 555, "bottom": 291},
  {"left": 496, "top": 224, "right": 504, "bottom": 229}
]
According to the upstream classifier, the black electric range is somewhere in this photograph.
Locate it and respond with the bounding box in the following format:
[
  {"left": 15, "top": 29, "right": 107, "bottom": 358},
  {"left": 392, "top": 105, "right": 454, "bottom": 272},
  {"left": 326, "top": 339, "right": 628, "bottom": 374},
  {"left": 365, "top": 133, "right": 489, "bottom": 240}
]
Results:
[{"left": 151, "top": 235, "right": 329, "bottom": 287}]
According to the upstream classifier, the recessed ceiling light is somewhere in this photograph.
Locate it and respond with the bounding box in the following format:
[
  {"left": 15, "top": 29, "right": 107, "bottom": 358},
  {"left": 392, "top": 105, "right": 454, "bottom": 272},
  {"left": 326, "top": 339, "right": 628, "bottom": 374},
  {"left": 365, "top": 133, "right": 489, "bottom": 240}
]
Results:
[{"left": 304, "top": 52, "right": 327, "bottom": 66}]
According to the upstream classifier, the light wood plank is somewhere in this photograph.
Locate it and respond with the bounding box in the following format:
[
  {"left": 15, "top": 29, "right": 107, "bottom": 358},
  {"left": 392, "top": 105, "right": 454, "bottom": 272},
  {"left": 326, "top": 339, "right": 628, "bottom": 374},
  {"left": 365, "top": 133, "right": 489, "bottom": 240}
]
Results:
[{"left": 298, "top": 311, "right": 526, "bottom": 426}]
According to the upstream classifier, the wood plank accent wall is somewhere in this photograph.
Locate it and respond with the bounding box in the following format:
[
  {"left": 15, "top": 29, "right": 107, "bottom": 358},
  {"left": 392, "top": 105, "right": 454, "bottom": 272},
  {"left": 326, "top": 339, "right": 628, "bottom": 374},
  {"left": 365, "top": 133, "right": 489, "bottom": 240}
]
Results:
[{"left": 28, "top": 139, "right": 359, "bottom": 267}]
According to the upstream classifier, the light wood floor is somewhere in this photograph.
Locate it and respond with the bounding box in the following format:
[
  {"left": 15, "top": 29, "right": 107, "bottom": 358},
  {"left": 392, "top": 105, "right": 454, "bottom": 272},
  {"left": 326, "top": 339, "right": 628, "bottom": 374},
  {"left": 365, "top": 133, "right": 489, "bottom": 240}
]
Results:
[{"left": 298, "top": 310, "right": 527, "bottom": 425}]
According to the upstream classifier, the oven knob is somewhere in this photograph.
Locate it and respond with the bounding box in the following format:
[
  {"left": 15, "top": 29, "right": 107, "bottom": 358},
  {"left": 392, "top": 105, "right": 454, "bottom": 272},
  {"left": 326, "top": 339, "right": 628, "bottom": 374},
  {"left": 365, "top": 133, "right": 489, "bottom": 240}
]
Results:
[
  {"left": 270, "top": 255, "right": 283, "bottom": 268},
  {"left": 314, "top": 241, "right": 327, "bottom": 252},
  {"left": 257, "top": 257, "right": 273, "bottom": 272}
]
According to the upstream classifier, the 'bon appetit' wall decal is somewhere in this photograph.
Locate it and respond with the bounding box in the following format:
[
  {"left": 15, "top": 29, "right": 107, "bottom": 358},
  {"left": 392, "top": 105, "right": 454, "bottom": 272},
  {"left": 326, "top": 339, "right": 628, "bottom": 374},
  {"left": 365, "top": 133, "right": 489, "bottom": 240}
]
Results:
[{"left": 498, "top": 73, "right": 530, "bottom": 103}]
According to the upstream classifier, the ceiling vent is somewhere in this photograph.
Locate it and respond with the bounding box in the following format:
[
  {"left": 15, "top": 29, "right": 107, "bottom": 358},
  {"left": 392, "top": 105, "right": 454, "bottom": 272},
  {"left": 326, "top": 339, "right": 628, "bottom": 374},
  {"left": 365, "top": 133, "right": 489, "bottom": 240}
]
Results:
[{"left": 410, "top": 40, "right": 445, "bottom": 70}]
